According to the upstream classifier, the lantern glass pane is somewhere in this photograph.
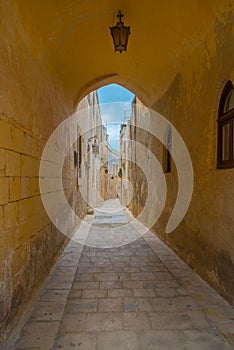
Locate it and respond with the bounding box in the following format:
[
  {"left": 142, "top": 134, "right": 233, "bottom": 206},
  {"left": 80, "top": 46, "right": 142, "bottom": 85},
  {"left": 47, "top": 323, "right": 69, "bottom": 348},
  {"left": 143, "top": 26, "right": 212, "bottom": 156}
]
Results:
[
  {"left": 111, "top": 27, "right": 120, "bottom": 47},
  {"left": 120, "top": 27, "right": 128, "bottom": 47}
]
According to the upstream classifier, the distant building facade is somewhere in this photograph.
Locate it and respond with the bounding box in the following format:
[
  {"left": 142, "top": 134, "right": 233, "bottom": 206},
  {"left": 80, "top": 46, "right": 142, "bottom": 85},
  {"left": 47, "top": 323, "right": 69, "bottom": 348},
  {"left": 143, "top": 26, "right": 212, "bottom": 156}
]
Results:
[{"left": 75, "top": 91, "right": 108, "bottom": 211}]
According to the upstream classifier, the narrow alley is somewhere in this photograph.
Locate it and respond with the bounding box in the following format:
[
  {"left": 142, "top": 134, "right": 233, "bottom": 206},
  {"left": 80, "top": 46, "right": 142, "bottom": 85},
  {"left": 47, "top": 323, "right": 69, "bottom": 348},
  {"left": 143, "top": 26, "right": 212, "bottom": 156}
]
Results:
[
  {"left": 9, "top": 200, "right": 234, "bottom": 350},
  {"left": 0, "top": 2, "right": 234, "bottom": 348}
]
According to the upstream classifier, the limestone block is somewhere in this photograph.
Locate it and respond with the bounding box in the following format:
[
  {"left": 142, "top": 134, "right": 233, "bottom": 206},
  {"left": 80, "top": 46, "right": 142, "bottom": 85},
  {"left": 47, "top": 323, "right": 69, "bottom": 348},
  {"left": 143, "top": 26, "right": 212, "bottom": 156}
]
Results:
[
  {"left": 0, "top": 148, "right": 6, "bottom": 176},
  {"left": 29, "top": 178, "right": 40, "bottom": 196},
  {"left": 3, "top": 202, "right": 18, "bottom": 228},
  {"left": 0, "top": 120, "right": 12, "bottom": 149},
  {"left": 21, "top": 155, "right": 37, "bottom": 177},
  {"left": 9, "top": 177, "right": 21, "bottom": 202},
  {"left": 21, "top": 155, "right": 31, "bottom": 177},
  {"left": 31, "top": 138, "right": 43, "bottom": 158},
  {"left": 6, "top": 150, "right": 21, "bottom": 176},
  {"left": 34, "top": 158, "right": 40, "bottom": 177},
  {"left": 18, "top": 198, "right": 33, "bottom": 223},
  {"left": 32, "top": 195, "right": 43, "bottom": 212},
  {"left": 11, "top": 126, "right": 25, "bottom": 154},
  {"left": 23, "top": 134, "right": 32, "bottom": 156},
  {"left": 21, "top": 177, "right": 29, "bottom": 199},
  {"left": 0, "top": 178, "right": 9, "bottom": 204}
]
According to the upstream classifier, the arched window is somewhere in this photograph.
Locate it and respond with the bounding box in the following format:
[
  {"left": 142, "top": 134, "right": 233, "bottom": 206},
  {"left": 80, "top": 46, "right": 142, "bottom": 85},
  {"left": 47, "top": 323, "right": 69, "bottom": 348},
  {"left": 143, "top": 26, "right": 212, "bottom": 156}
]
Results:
[{"left": 217, "top": 81, "right": 234, "bottom": 168}]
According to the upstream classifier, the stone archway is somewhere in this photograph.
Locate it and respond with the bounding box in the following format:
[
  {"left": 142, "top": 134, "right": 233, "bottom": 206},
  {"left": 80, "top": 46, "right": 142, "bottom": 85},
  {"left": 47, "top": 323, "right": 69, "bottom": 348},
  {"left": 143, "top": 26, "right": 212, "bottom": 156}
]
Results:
[{"left": 73, "top": 74, "right": 152, "bottom": 113}]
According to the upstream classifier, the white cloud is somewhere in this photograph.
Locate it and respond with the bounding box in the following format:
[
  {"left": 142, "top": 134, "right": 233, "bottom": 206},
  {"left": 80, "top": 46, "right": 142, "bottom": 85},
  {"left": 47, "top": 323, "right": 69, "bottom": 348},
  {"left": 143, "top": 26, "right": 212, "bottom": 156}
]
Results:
[{"left": 100, "top": 102, "right": 132, "bottom": 123}]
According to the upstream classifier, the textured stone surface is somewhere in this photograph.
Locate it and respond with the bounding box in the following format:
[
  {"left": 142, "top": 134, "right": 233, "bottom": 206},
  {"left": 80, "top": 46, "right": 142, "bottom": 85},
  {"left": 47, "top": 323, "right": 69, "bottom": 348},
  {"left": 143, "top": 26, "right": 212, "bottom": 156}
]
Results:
[
  {"left": 10, "top": 201, "right": 234, "bottom": 349},
  {"left": 14, "top": 321, "right": 60, "bottom": 349}
]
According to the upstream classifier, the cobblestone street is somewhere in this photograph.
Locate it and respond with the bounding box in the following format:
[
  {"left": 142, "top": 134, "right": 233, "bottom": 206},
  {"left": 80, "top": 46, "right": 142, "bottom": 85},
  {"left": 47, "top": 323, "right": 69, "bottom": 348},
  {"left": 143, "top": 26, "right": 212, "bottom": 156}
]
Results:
[{"left": 10, "top": 200, "right": 234, "bottom": 350}]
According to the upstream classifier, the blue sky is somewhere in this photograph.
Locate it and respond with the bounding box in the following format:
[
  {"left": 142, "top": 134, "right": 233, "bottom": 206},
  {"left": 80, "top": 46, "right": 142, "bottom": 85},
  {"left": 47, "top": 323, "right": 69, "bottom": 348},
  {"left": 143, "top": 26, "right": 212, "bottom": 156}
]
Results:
[{"left": 97, "top": 84, "right": 135, "bottom": 151}]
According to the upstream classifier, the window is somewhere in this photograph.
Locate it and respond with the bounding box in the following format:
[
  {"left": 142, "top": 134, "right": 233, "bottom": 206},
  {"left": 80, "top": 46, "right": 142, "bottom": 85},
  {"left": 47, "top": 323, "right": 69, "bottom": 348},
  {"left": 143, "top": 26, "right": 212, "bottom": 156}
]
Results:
[{"left": 217, "top": 81, "right": 234, "bottom": 168}]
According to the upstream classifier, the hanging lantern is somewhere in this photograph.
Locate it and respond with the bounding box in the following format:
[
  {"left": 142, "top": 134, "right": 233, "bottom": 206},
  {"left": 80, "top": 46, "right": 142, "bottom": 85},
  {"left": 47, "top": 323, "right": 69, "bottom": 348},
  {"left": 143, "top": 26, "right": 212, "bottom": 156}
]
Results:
[{"left": 110, "top": 11, "right": 131, "bottom": 53}]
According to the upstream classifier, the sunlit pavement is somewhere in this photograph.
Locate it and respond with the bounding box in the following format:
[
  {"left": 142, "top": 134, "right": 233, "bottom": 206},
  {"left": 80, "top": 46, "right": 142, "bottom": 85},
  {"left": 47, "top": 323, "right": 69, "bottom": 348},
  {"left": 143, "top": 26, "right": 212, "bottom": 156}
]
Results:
[{"left": 10, "top": 200, "right": 234, "bottom": 350}]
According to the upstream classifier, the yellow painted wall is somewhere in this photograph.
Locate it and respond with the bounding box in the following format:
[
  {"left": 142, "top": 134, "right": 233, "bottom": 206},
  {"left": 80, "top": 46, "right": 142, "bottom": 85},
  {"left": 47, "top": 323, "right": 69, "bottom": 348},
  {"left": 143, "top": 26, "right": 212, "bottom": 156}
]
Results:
[{"left": 0, "top": 1, "right": 81, "bottom": 343}]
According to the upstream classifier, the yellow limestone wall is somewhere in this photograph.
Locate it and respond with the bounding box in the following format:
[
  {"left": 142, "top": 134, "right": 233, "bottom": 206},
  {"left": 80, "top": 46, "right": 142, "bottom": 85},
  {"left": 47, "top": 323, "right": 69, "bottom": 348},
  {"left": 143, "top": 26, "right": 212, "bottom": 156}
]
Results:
[{"left": 0, "top": 2, "right": 83, "bottom": 343}]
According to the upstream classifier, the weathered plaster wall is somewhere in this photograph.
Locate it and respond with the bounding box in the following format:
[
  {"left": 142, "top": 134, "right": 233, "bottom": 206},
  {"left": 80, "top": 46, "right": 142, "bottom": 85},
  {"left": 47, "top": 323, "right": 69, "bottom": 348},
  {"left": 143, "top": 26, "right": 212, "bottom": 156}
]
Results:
[
  {"left": 0, "top": 2, "right": 83, "bottom": 344},
  {"left": 128, "top": 9, "right": 234, "bottom": 304},
  {"left": 103, "top": 174, "right": 119, "bottom": 200},
  {"left": 73, "top": 91, "right": 107, "bottom": 210}
]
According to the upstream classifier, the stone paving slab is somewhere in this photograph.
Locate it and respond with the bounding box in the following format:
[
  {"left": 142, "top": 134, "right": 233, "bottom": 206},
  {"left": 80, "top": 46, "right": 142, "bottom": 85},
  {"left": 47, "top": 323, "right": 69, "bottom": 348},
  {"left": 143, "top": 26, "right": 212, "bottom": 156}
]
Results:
[
  {"left": 14, "top": 321, "right": 60, "bottom": 349},
  {"left": 54, "top": 332, "right": 96, "bottom": 350},
  {"left": 8, "top": 200, "right": 234, "bottom": 350}
]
